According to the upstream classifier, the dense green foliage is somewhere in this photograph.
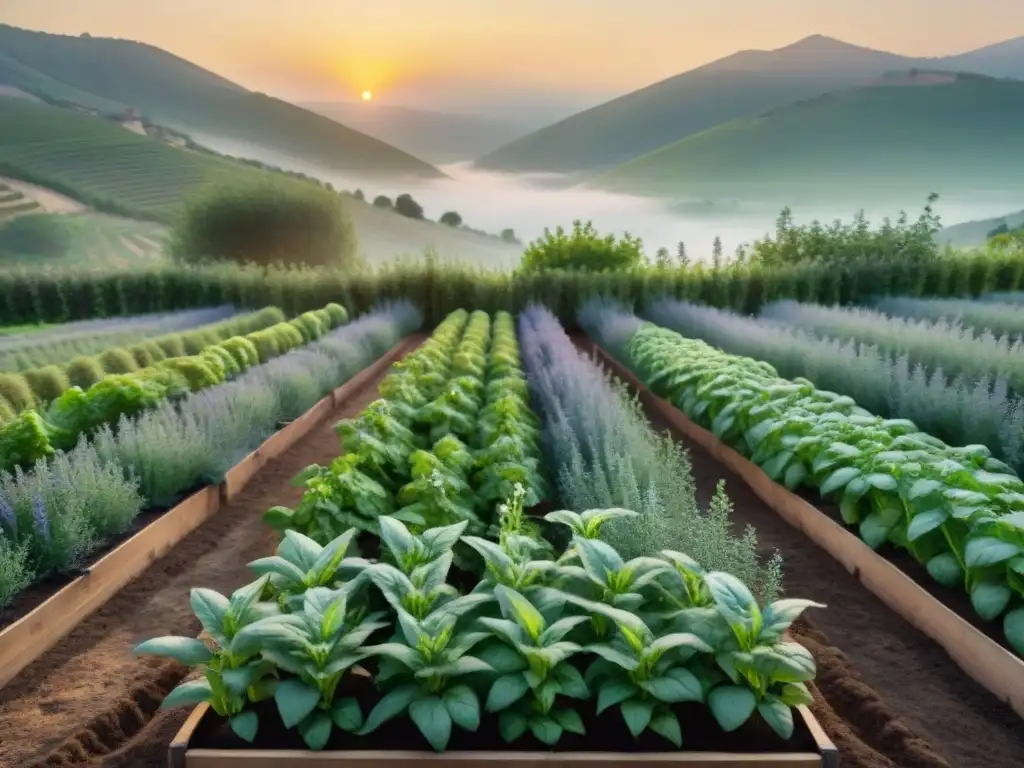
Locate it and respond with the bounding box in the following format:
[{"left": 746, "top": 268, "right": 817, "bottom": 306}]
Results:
[
  {"left": 439, "top": 211, "right": 463, "bottom": 227},
  {"left": 600, "top": 319, "right": 1024, "bottom": 656},
  {"left": 394, "top": 193, "right": 424, "bottom": 220},
  {"left": 0, "top": 213, "right": 72, "bottom": 259},
  {"left": 521, "top": 221, "right": 644, "bottom": 273},
  {"left": 169, "top": 181, "right": 358, "bottom": 270}
]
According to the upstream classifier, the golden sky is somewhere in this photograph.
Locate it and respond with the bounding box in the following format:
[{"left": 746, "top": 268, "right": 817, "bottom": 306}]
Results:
[{"left": 3, "top": 0, "right": 1022, "bottom": 109}]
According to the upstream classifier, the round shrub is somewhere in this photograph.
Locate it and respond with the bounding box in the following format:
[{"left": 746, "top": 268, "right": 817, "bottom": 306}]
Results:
[
  {"left": 182, "top": 330, "right": 217, "bottom": 356},
  {"left": 325, "top": 303, "right": 349, "bottom": 327},
  {"left": 168, "top": 180, "right": 359, "bottom": 270},
  {"left": 302, "top": 311, "right": 327, "bottom": 338},
  {"left": 156, "top": 334, "right": 187, "bottom": 358},
  {"left": 314, "top": 309, "right": 332, "bottom": 331},
  {"left": 142, "top": 340, "right": 167, "bottom": 363},
  {"left": 128, "top": 344, "right": 155, "bottom": 368},
  {"left": 23, "top": 365, "right": 71, "bottom": 404},
  {"left": 520, "top": 220, "right": 644, "bottom": 272},
  {"left": 160, "top": 357, "right": 219, "bottom": 392},
  {"left": 221, "top": 336, "right": 259, "bottom": 369},
  {"left": 275, "top": 323, "right": 304, "bottom": 351},
  {"left": 207, "top": 346, "right": 240, "bottom": 377},
  {"left": 200, "top": 350, "right": 227, "bottom": 381},
  {"left": 65, "top": 356, "right": 105, "bottom": 390},
  {"left": 247, "top": 330, "right": 280, "bottom": 363},
  {"left": 0, "top": 373, "right": 35, "bottom": 412},
  {"left": 98, "top": 347, "right": 139, "bottom": 374},
  {"left": 256, "top": 307, "right": 287, "bottom": 326}
]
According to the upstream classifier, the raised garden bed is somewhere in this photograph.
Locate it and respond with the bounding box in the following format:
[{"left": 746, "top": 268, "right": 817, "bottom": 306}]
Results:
[
  {"left": 169, "top": 701, "right": 838, "bottom": 767},
  {"left": 587, "top": 339, "right": 1024, "bottom": 724},
  {"left": 0, "top": 337, "right": 412, "bottom": 691}
]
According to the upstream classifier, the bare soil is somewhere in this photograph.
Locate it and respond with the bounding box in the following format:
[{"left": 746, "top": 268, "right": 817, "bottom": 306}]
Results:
[
  {"left": 0, "top": 338, "right": 420, "bottom": 768},
  {"left": 628, "top": 356, "right": 1024, "bottom": 768}
]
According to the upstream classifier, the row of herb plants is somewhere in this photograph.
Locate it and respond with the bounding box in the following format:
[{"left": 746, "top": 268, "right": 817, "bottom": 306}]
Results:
[
  {"left": 639, "top": 298, "right": 1024, "bottom": 476},
  {"left": 0, "top": 304, "right": 419, "bottom": 608},
  {"left": 0, "top": 305, "right": 238, "bottom": 372},
  {"left": 759, "top": 299, "right": 1024, "bottom": 395},
  {"left": 0, "top": 303, "right": 351, "bottom": 474},
  {"left": 0, "top": 306, "right": 290, "bottom": 416},
  {"left": 135, "top": 497, "right": 822, "bottom": 751},
  {"left": 3, "top": 241, "right": 1024, "bottom": 329},
  {"left": 518, "top": 304, "right": 783, "bottom": 599},
  {"left": 582, "top": 302, "right": 1024, "bottom": 656},
  {"left": 866, "top": 295, "right": 1024, "bottom": 339},
  {"left": 265, "top": 308, "right": 549, "bottom": 548}
]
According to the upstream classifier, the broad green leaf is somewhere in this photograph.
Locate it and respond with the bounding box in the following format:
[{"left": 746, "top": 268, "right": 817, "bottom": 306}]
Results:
[
  {"left": 410, "top": 696, "right": 453, "bottom": 751},
  {"left": 229, "top": 711, "right": 258, "bottom": 742},
  {"left": 499, "top": 710, "right": 529, "bottom": 742},
  {"left": 544, "top": 509, "right": 584, "bottom": 532},
  {"left": 704, "top": 572, "right": 759, "bottom": 630},
  {"left": 586, "top": 643, "right": 640, "bottom": 672},
  {"left": 190, "top": 588, "right": 230, "bottom": 643},
  {"left": 221, "top": 665, "right": 260, "bottom": 695},
  {"left": 553, "top": 707, "right": 586, "bottom": 735},
  {"left": 378, "top": 516, "right": 415, "bottom": 559},
  {"left": 620, "top": 697, "right": 654, "bottom": 737},
  {"left": 331, "top": 697, "right": 363, "bottom": 731},
  {"left": 708, "top": 685, "right": 757, "bottom": 732},
  {"left": 971, "top": 580, "right": 1012, "bottom": 621},
  {"left": 552, "top": 663, "right": 589, "bottom": 699},
  {"left": 298, "top": 710, "right": 332, "bottom": 751},
  {"left": 477, "top": 642, "right": 528, "bottom": 674},
  {"left": 576, "top": 537, "right": 626, "bottom": 585},
  {"left": 758, "top": 700, "right": 795, "bottom": 739},
  {"left": 229, "top": 576, "right": 271, "bottom": 622},
  {"left": 279, "top": 530, "right": 323, "bottom": 572},
  {"left": 494, "top": 585, "right": 546, "bottom": 642},
  {"left": 596, "top": 679, "right": 639, "bottom": 714},
  {"left": 364, "top": 642, "right": 424, "bottom": 670},
  {"left": 641, "top": 667, "right": 703, "bottom": 703},
  {"left": 965, "top": 537, "right": 1022, "bottom": 569},
  {"left": 443, "top": 684, "right": 481, "bottom": 731},
  {"left": 821, "top": 467, "right": 862, "bottom": 497},
  {"left": 160, "top": 679, "right": 213, "bottom": 710},
  {"left": 859, "top": 512, "right": 894, "bottom": 550},
  {"left": 865, "top": 473, "right": 898, "bottom": 492},
  {"left": 275, "top": 678, "right": 320, "bottom": 729},
  {"left": 419, "top": 656, "right": 494, "bottom": 678},
  {"left": 761, "top": 600, "right": 826, "bottom": 641},
  {"left": 486, "top": 673, "right": 530, "bottom": 712},
  {"left": 751, "top": 643, "right": 817, "bottom": 683},
  {"left": 133, "top": 636, "right": 212, "bottom": 665},
  {"left": 421, "top": 520, "right": 469, "bottom": 555},
  {"left": 538, "top": 616, "right": 589, "bottom": 645},
  {"left": 783, "top": 462, "right": 807, "bottom": 490},
  {"left": 908, "top": 479, "right": 944, "bottom": 500},
  {"left": 310, "top": 528, "right": 357, "bottom": 582},
  {"left": 649, "top": 632, "right": 714, "bottom": 656},
  {"left": 907, "top": 509, "right": 948, "bottom": 542},
  {"left": 1005, "top": 606, "right": 1024, "bottom": 656},
  {"left": 530, "top": 716, "right": 563, "bottom": 745},
  {"left": 248, "top": 556, "right": 307, "bottom": 585},
  {"left": 359, "top": 683, "right": 422, "bottom": 734},
  {"left": 926, "top": 551, "right": 964, "bottom": 587},
  {"left": 780, "top": 682, "right": 814, "bottom": 707},
  {"left": 649, "top": 710, "right": 682, "bottom": 747}
]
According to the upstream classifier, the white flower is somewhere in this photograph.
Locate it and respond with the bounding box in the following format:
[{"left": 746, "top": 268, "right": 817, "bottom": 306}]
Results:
[{"left": 513, "top": 482, "right": 525, "bottom": 495}]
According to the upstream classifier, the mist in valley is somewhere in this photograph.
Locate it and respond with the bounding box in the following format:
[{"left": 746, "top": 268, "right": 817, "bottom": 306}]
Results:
[{"left": 191, "top": 131, "right": 1024, "bottom": 266}]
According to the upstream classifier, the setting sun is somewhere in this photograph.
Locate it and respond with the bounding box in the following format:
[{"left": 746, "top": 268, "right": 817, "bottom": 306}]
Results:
[{"left": 361, "top": 90, "right": 373, "bottom": 101}]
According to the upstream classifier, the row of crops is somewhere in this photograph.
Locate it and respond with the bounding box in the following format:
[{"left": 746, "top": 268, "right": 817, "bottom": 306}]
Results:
[
  {"left": 582, "top": 295, "right": 1024, "bottom": 656},
  {"left": 132, "top": 307, "right": 821, "bottom": 753},
  {"left": 0, "top": 301, "right": 422, "bottom": 607}
]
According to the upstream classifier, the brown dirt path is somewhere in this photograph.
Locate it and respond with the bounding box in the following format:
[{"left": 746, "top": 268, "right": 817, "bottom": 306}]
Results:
[{"left": 0, "top": 338, "right": 420, "bottom": 768}]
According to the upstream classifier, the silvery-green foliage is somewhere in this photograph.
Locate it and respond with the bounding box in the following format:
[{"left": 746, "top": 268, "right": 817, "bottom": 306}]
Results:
[
  {"left": 0, "top": 305, "right": 238, "bottom": 372},
  {"left": 645, "top": 299, "right": 1024, "bottom": 475},
  {"left": 760, "top": 299, "right": 1024, "bottom": 392},
  {"left": 519, "top": 305, "right": 781, "bottom": 602},
  {"left": 578, "top": 297, "right": 643, "bottom": 361},
  {"left": 0, "top": 530, "right": 32, "bottom": 608},
  {"left": 0, "top": 439, "right": 142, "bottom": 578},
  {"left": 979, "top": 292, "right": 1024, "bottom": 305},
  {"left": 867, "top": 295, "right": 1024, "bottom": 340}
]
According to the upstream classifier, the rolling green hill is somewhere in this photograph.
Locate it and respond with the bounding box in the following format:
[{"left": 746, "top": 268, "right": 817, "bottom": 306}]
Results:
[
  {"left": 0, "top": 24, "right": 443, "bottom": 179},
  {"left": 0, "top": 98, "right": 293, "bottom": 220},
  {"left": 940, "top": 209, "right": 1024, "bottom": 247},
  {"left": 592, "top": 73, "right": 1024, "bottom": 207},
  {"left": 475, "top": 34, "right": 1024, "bottom": 176}
]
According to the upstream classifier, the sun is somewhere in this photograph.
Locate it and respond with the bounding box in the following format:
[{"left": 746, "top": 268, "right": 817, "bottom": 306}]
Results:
[{"left": 361, "top": 90, "right": 373, "bottom": 102}]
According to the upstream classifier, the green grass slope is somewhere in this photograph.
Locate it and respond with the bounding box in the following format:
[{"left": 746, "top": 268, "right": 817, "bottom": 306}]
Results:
[
  {"left": 940, "top": 209, "right": 1024, "bottom": 247},
  {"left": 592, "top": 73, "right": 1024, "bottom": 207},
  {"left": 0, "top": 99, "right": 285, "bottom": 221},
  {"left": 0, "top": 24, "right": 443, "bottom": 179}
]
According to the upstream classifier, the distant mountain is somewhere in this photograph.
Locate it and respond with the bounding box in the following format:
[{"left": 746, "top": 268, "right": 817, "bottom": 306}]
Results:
[
  {"left": 474, "top": 34, "right": 1024, "bottom": 176},
  {"left": 592, "top": 72, "right": 1024, "bottom": 208},
  {"left": 0, "top": 24, "right": 443, "bottom": 179},
  {"left": 940, "top": 208, "right": 1024, "bottom": 247},
  {"left": 299, "top": 102, "right": 537, "bottom": 164}
]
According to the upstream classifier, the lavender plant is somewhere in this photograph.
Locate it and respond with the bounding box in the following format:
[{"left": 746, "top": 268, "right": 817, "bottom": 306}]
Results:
[
  {"left": 867, "top": 295, "right": 1024, "bottom": 340},
  {"left": 520, "top": 305, "right": 782, "bottom": 603},
  {"left": 644, "top": 298, "right": 1024, "bottom": 475}
]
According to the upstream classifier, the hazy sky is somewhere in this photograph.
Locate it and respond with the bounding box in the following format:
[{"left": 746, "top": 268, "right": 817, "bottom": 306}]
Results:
[{"left": 4, "top": 0, "right": 1023, "bottom": 111}]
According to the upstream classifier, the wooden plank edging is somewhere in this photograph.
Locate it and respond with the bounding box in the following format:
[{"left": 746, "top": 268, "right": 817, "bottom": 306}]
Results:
[
  {"left": 588, "top": 339, "right": 1024, "bottom": 723},
  {"left": 170, "top": 702, "right": 830, "bottom": 766},
  {"left": 0, "top": 336, "right": 413, "bottom": 690}
]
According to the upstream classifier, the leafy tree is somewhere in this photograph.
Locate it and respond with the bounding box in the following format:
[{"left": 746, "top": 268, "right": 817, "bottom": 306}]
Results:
[
  {"left": 520, "top": 220, "right": 644, "bottom": 273},
  {"left": 439, "top": 211, "right": 462, "bottom": 227},
  {"left": 712, "top": 236, "right": 723, "bottom": 270},
  {"left": 373, "top": 195, "right": 393, "bottom": 209},
  {"left": 169, "top": 179, "right": 358, "bottom": 270},
  {"left": 353, "top": 189, "right": 366, "bottom": 201},
  {"left": 394, "top": 193, "right": 424, "bottom": 220},
  {"left": 500, "top": 228, "right": 520, "bottom": 244},
  {"left": 676, "top": 240, "right": 689, "bottom": 267},
  {"left": 655, "top": 246, "right": 671, "bottom": 268}
]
